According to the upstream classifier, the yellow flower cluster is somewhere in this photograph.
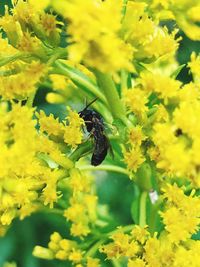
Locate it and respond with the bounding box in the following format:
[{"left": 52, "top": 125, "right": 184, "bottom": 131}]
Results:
[
  {"left": 0, "top": 61, "right": 47, "bottom": 100},
  {"left": 100, "top": 226, "right": 147, "bottom": 259},
  {"left": 101, "top": 222, "right": 200, "bottom": 267},
  {"left": 64, "top": 168, "right": 97, "bottom": 237},
  {"left": 123, "top": 126, "right": 146, "bottom": 173},
  {"left": 0, "top": 0, "right": 62, "bottom": 100},
  {"left": 147, "top": 78, "right": 200, "bottom": 184},
  {"left": 64, "top": 108, "right": 85, "bottom": 148},
  {"left": 1, "top": 0, "right": 200, "bottom": 266},
  {"left": 0, "top": 103, "right": 76, "bottom": 231},
  {"left": 48, "top": 232, "right": 81, "bottom": 262},
  {"left": 140, "top": 0, "right": 200, "bottom": 40},
  {"left": 161, "top": 184, "right": 200, "bottom": 243},
  {"left": 37, "top": 107, "right": 84, "bottom": 148},
  {"left": 52, "top": 0, "right": 133, "bottom": 73},
  {"left": 121, "top": 2, "right": 180, "bottom": 61},
  {"left": 33, "top": 231, "right": 100, "bottom": 266},
  {"left": 141, "top": 72, "right": 181, "bottom": 103}
]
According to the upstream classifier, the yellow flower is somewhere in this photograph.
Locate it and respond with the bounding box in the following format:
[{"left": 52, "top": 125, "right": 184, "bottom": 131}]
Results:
[
  {"left": 124, "top": 88, "right": 149, "bottom": 115},
  {"left": 46, "top": 232, "right": 78, "bottom": 260},
  {"left": 1, "top": 209, "right": 16, "bottom": 225},
  {"left": 32, "top": 246, "right": 54, "bottom": 260},
  {"left": 161, "top": 207, "right": 200, "bottom": 243},
  {"left": 63, "top": 169, "right": 97, "bottom": 237},
  {"left": 64, "top": 125, "right": 83, "bottom": 148},
  {"left": 123, "top": 146, "right": 145, "bottom": 173},
  {"left": 157, "top": 143, "right": 192, "bottom": 177},
  {"left": 142, "top": 28, "right": 180, "bottom": 59},
  {"left": 64, "top": 203, "right": 85, "bottom": 222},
  {"left": 121, "top": 3, "right": 154, "bottom": 46},
  {"left": 178, "top": 82, "right": 200, "bottom": 102},
  {"left": 38, "top": 111, "right": 65, "bottom": 138},
  {"left": 128, "top": 126, "right": 147, "bottom": 146},
  {"left": 64, "top": 108, "right": 85, "bottom": 148},
  {"left": 0, "top": 6, "right": 22, "bottom": 46},
  {"left": 101, "top": 229, "right": 140, "bottom": 260},
  {"left": 188, "top": 52, "right": 200, "bottom": 77},
  {"left": 131, "top": 225, "right": 150, "bottom": 245},
  {"left": 68, "top": 248, "right": 83, "bottom": 263},
  {"left": 141, "top": 72, "right": 181, "bottom": 103},
  {"left": 144, "top": 236, "right": 174, "bottom": 266},
  {"left": 50, "top": 232, "right": 62, "bottom": 243},
  {"left": 29, "top": 0, "right": 50, "bottom": 11},
  {"left": 154, "top": 104, "right": 169, "bottom": 123},
  {"left": 52, "top": 0, "right": 133, "bottom": 73},
  {"left": 68, "top": 168, "right": 92, "bottom": 194},
  {"left": 128, "top": 258, "right": 146, "bottom": 267},
  {"left": 83, "top": 194, "right": 98, "bottom": 222},
  {"left": 70, "top": 222, "right": 91, "bottom": 237},
  {"left": 55, "top": 250, "right": 68, "bottom": 260},
  {"left": 49, "top": 74, "right": 69, "bottom": 90},
  {"left": 86, "top": 257, "right": 100, "bottom": 267},
  {"left": 161, "top": 184, "right": 200, "bottom": 243},
  {"left": 0, "top": 61, "right": 47, "bottom": 100},
  {"left": 173, "top": 100, "right": 200, "bottom": 139},
  {"left": 173, "top": 240, "right": 200, "bottom": 267}
]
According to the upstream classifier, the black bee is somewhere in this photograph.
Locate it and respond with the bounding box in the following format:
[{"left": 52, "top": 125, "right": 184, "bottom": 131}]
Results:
[{"left": 78, "top": 99, "right": 109, "bottom": 166}]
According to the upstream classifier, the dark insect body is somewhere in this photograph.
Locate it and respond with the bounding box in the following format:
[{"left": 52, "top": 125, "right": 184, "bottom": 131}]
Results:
[{"left": 78, "top": 99, "right": 109, "bottom": 166}]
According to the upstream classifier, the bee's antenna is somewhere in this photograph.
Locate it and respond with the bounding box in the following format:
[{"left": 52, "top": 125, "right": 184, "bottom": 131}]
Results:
[
  {"left": 84, "top": 97, "right": 98, "bottom": 110},
  {"left": 84, "top": 97, "right": 87, "bottom": 107}
]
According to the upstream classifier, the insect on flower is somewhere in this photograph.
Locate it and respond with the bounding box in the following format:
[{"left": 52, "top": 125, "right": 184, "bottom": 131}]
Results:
[{"left": 78, "top": 98, "right": 110, "bottom": 166}]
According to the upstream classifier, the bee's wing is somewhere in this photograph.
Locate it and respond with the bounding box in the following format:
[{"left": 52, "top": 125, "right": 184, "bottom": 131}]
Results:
[{"left": 92, "top": 116, "right": 114, "bottom": 159}]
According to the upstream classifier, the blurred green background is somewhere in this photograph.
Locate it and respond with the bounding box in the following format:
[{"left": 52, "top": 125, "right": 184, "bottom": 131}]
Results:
[{"left": 1, "top": 1, "right": 200, "bottom": 266}]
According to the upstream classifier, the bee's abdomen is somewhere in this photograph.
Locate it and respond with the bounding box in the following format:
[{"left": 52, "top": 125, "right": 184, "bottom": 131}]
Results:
[{"left": 91, "top": 150, "right": 108, "bottom": 166}]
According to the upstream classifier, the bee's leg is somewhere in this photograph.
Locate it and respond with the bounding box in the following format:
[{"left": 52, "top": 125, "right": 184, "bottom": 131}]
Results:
[
  {"left": 103, "top": 122, "right": 118, "bottom": 134},
  {"left": 79, "top": 149, "right": 93, "bottom": 158},
  {"left": 85, "top": 128, "right": 95, "bottom": 141},
  {"left": 81, "top": 125, "right": 87, "bottom": 134},
  {"left": 82, "top": 127, "right": 95, "bottom": 143},
  {"left": 81, "top": 121, "right": 92, "bottom": 135}
]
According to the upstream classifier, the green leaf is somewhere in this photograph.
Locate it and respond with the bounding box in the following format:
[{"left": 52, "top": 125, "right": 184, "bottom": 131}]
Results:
[{"left": 170, "top": 64, "right": 186, "bottom": 79}]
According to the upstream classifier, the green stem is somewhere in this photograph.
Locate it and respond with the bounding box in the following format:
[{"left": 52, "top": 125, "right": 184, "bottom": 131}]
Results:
[
  {"left": 139, "top": 191, "right": 147, "bottom": 227},
  {"left": 26, "top": 91, "right": 36, "bottom": 107},
  {"left": 84, "top": 224, "right": 135, "bottom": 259},
  {"left": 78, "top": 164, "right": 129, "bottom": 176},
  {"left": 84, "top": 238, "right": 107, "bottom": 258},
  {"left": 147, "top": 107, "right": 158, "bottom": 117},
  {"left": 112, "top": 259, "right": 121, "bottom": 267},
  {"left": 148, "top": 200, "right": 160, "bottom": 235},
  {"left": 38, "top": 206, "right": 64, "bottom": 215},
  {"left": 0, "top": 52, "right": 30, "bottom": 67},
  {"left": 120, "top": 69, "right": 129, "bottom": 92},
  {"left": 95, "top": 71, "right": 128, "bottom": 126},
  {"left": 52, "top": 61, "right": 107, "bottom": 105},
  {"left": 69, "top": 142, "right": 93, "bottom": 162},
  {"left": 121, "top": 0, "right": 128, "bottom": 21}
]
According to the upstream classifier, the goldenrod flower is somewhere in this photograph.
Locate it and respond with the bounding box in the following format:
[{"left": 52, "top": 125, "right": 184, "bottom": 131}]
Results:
[
  {"left": 124, "top": 88, "right": 149, "bottom": 115},
  {"left": 64, "top": 108, "right": 85, "bottom": 148},
  {"left": 123, "top": 146, "right": 145, "bottom": 173},
  {"left": 38, "top": 111, "right": 65, "bottom": 138},
  {"left": 1, "top": 0, "right": 200, "bottom": 266},
  {"left": 86, "top": 257, "right": 100, "bottom": 267},
  {"left": 141, "top": 72, "right": 181, "bottom": 103}
]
